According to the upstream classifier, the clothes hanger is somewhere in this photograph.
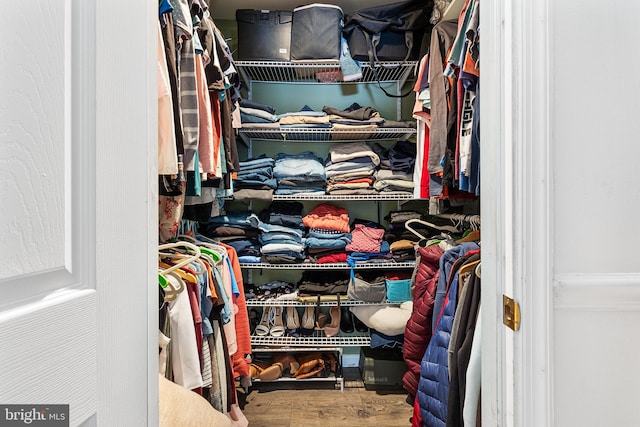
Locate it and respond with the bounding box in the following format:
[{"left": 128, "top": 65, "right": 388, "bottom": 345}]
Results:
[
  {"left": 405, "top": 219, "right": 461, "bottom": 238},
  {"left": 178, "top": 234, "right": 227, "bottom": 263},
  {"left": 158, "top": 241, "right": 201, "bottom": 275},
  {"left": 456, "top": 229, "right": 481, "bottom": 243},
  {"left": 163, "top": 272, "right": 187, "bottom": 302},
  {"left": 192, "top": 234, "right": 229, "bottom": 259},
  {"left": 159, "top": 261, "right": 193, "bottom": 281},
  {"left": 458, "top": 259, "right": 481, "bottom": 279}
]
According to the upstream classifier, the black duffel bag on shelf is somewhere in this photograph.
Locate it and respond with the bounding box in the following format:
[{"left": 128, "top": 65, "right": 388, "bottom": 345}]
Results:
[{"left": 343, "top": 0, "right": 434, "bottom": 64}]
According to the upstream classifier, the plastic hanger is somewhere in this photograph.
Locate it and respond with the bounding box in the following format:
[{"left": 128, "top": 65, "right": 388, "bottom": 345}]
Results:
[
  {"left": 405, "top": 219, "right": 460, "bottom": 240},
  {"left": 158, "top": 241, "right": 201, "bottom": 275},
  {"left": 456, "top": 229, "right": 480, "bottom": 243},
  {"left": 200, "top": 239, "right": 229, "bottom": 261},
  {"left": 163, "top": 272, "right": 186, "bottom": 302},
  {"left": 158, "top": 272, "right": 169, "bottom": 289},
  {"left": 458, "top": 259, "right": 481, "bottom": 279},
  {"left": 178, "top": 234, "right": 227, "bottom": 263}
]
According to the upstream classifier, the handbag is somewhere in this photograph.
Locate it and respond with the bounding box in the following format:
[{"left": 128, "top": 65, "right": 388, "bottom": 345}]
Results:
[
  {"left": 343, "top": 0, "right": 433, "bottom": 97},
  {"left": 347, "top": 271, "right": 387, "bottom": 303}
]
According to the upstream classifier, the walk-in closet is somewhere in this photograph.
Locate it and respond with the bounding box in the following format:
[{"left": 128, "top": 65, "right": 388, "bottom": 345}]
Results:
[{"left": 156, "top": 0, "right": 481, "bottom": 425}]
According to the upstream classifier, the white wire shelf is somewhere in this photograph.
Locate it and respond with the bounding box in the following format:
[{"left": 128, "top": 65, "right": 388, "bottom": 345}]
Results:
[
  {"left": 251, "top": 332, "right": 371, "bottom": 348},
  {"left": 224, "top": 193, "right": 416, "bottom": 202},
  {"left": 240, "top": 261, "right": 416, "bottom": 270},
  {"left": 271, "top": 193, "right": 415, "bottom": 201},
  {"left": 251, "top": 346, "right": 342, "bottom": 353},
  {"left": 251, "top": 374, "right": 341, "bottom": 382},
  {"left": 235, "top": 60, "right": 417, "bottom": 83},
  {"left": 237, "top": 127, "right": 416, "bottom": 142},
  {"left": 251, "top": 374, "right": 344, "bottom": 391},
  {"left": 245, "top": 299, "right": 400, "bottom": 307}
]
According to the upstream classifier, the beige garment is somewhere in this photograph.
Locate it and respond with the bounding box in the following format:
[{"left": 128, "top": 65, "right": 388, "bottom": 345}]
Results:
[
  {"left": 157, "top": 22, "right": 178, "bottom": 175},
  {"left": 159, "top": 374, "right": 231, "bottom": 427},
  {"left": 158, "top": 331, "right": 171, "bottom": 376},
  {"left": 278, "top": 114, "right": 337, "bottom": 125},
  {"left": 195, "top": 54, "right": 215, "bottom": 174}
]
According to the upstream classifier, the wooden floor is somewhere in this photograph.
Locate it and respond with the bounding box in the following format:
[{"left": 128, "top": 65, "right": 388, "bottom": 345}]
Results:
[{"left": 238, "top": 368, "right": 413, "bottom": 427}]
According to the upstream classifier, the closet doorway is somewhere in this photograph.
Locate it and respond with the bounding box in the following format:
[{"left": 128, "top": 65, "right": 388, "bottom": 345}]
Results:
[{"left": 2, "top": 0, "right": 640, "bottom": 426}]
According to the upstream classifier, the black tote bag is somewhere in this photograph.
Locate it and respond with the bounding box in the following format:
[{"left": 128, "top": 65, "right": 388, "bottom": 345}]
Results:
[{"left": 343, "top": 0, "right": 433, "bottom": 63}]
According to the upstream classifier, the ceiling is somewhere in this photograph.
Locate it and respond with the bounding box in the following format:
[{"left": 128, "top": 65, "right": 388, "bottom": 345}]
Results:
[{"left": 209, "top": 0, "right": 398, "bottom": 20}]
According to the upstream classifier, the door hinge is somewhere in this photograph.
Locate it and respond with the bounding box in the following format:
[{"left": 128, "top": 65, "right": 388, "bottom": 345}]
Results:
[{"left": 503, "top": 295, "right": 521, "bottom": 331}]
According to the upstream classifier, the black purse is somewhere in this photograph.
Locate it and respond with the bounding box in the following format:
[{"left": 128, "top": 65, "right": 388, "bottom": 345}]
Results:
[
  {"left": 343, "top": 0, "right": 434, "bottom": 97},
  {"left": 343, "top": 0, "right": 433, "bottom": 62}
]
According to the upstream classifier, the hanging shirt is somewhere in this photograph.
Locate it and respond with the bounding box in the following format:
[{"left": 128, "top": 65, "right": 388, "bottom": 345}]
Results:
[{"left": 157, "top": 22, "right": 178, "bottom": 175}]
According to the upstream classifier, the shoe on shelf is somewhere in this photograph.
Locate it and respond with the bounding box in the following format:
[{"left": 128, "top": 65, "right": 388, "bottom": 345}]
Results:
[
  {"left": 353, "top": 312, "right": 368, "bottom": 333},
  {"left": 248, "top": 308, "right": 260, "bottom": 334},
  {"left": 250, "top": 360, "right": 270, "bottom": 379},
  {"left": 340, "top": 306, "right": 354, "bottom": 334},
  {"left": 254, "top": 308, "right": 271, "bottom": 336},
  {"left": 300, "top": 306, "right": 315, "bottom": 336},
  {"left": 274, "top": 353, "right": 300, "bottom": 376},
  {"left": 259, "top": 361, "right": 283, "bottom": 382},
  {"left": 324, "top": 352, "right": 338, "bottom": 373},
  {"left": 293, "top": 353, "right": 325, "bottom": 379},
  {"left": 285, "top": 306, "right": 301, "bottom": 338},
  {"left": 324, "top": 297, "right": 341, "bottom": 337},
  {"left": 315, "top": 295, "right": 328, "bottom": 329},
  {"left": 269, "top": 306, "right": 286, "bottom": 337}
]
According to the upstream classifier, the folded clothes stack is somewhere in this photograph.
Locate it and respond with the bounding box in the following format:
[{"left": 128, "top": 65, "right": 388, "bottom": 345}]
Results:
[
  {"left": 274, "top": 151, "right": 326, "bottom": 196},
  {"left": 278, "top": 106, "right": 331, "bottom": 138},
  {"left": 202, "top": 211, "right": 263, "bottom": 262},
  {"left": 235, "top": 155, "right": 276, "bottom": 201},
  {"left": 373, "top": 141, "right": 417, "bottom": 195},
  {"left": 384, "top": 210, "right": 422, "bottom": 262},
  {"left": 257, "top": 202, "right": 307, "bottom": 264},
  {"left": 323, "top": 103, "right": 382, "bottom": 139},
  {"left": 297, "top": 270, "right": 350, "bottom": 296},
  {"left": 345, "top": 219, "right": 392, "bottom": 264},
  {"left": 239, "top": 99, "right": 279, "bottom": 125},
  {"left": 303, "top": 203, "right": 352, "bottom": 263},
  {"left": 373, "top": 169, "right": 415, "bottom": 195},
  {"left": 389, "top": 140, "right": 417, "bottom": 173},
  {"left": 325, "top": 142, "right": 380, "bottom": 195},
  {"left": 225, "top": 237, "right": 262, "bottom": 264}
]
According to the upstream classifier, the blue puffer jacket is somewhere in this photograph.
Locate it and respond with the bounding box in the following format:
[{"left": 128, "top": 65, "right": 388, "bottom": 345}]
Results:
[
  {"left": 432, "top": 242, "right": 480, "bottom": 331},
  {"left": 416, "top": 265, "right": 462, "bottom": 427}
]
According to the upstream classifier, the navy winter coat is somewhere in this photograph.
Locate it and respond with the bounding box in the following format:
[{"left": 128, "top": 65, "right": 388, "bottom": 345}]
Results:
[{"left": 416, "top": 262, "right": 463, "bottom": 426}]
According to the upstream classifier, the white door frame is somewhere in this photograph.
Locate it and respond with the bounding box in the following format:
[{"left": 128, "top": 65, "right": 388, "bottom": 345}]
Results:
[
  {"left": 482, "top": 0, "right": 553, "bottom": 426},
  {"left": 95, "top": 0, "right": 158, "bottom": 425}
]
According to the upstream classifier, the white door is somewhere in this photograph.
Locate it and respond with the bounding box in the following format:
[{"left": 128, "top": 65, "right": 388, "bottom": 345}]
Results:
[
  {"left": 0, "top": 2, "right": 157, "bottom": 426},
  {"left": 483, "top": 0, "right": 640, "bottom": 426}
]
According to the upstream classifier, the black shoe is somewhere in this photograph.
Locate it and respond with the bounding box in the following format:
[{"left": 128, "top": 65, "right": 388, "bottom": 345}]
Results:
[
  {"left": 340, "top": 307, "right": 354, "bottom": 333},
  {"left": 353, "top": 314, "right": 368, "bottom": 333}
]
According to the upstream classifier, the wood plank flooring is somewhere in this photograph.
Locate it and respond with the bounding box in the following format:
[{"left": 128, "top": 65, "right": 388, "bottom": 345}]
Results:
[{"left": 238, "top": 368, "right": 413, "bottom": 427}]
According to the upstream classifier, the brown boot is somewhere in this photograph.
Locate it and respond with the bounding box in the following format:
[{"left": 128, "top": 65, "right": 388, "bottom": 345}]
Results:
[
  {"left": 324, "top": 352, "right": 338, "bottom": 373},
  {"left": 250, "top": 360, "right": 270, "bottom": 379},
  {"left": 293, "top": 353, "right": 325, "bottom": 379},
  {"left": 259, "top": 361, "right": 284, "bottom": 382},
  {"left": 273, "top": 353, "right": 300, "bottom": 376}
]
